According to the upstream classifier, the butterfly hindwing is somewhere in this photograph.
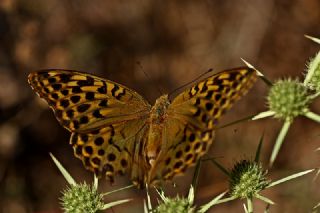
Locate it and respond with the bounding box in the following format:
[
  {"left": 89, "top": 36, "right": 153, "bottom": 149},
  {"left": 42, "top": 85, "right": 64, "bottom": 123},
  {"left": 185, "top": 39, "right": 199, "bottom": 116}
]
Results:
[
  {"left": 70, "top": 119, "right": 148, "bottom": 184},
  {"left": 148, "top": 118, "right": 214, "bottom": 184},
  {"left": 28, "top": 70, "right": 150, "bottom": 132}
]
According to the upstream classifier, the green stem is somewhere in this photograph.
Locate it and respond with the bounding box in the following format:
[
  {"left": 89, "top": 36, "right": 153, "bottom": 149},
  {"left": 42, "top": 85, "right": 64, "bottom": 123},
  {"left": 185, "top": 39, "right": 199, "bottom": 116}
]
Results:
[
  {"left": 304, "top": 111, "right": 320, "bottom": 123},
  {"left": 269, "top": 120, "right": 292, "bottom": 167},
  {"left": 102, "top": 184, "right": 134, "bottom": 196},
  {"left": 211, "top": 196, "right": 237, "bottom": 205},
  {"left": 247, "top": 198, "right": 253, "bottom": 213}
]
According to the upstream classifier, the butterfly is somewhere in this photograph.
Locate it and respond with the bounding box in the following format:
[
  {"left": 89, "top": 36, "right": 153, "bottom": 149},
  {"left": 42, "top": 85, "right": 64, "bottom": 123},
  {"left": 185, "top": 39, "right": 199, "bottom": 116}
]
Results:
[{"left": 28, "top": 67, "right": 257, "bottom": 188}]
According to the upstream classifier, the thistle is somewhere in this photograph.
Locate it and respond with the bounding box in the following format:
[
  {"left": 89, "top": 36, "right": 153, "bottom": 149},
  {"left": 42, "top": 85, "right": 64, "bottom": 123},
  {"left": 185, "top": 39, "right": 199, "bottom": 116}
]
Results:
[
  {"left": 50, "top": 153, "right": 131, "bottom": 213},
  {"left": 229, "top": 160, "right": 269, "bottom": 199},
  {"left": 208, "top": 135, "right": 314, "bottom": 213},
  {"left": 267, "top": 79, "right": 311, "bottom": 121},
  {"left": 242, "top": 49, "right": 320, "bottom": 166},
  {"left": 61, "top": 183, "right": 104, "bottom": 213}
]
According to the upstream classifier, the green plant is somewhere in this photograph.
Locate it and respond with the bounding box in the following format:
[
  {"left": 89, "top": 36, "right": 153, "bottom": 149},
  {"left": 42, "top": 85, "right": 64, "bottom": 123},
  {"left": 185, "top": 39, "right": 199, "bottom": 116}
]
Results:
[{"left": 50, "top": 154, "right": 132, "bottom": 213}]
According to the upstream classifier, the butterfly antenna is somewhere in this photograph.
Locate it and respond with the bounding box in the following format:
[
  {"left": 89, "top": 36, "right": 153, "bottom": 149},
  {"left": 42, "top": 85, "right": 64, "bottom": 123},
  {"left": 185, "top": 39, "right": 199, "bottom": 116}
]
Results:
[
  {"left": 136, "top": 61, "right": 164, "bottom": 95},
  {"left": 168, "top": 68, "right": 213, "bottom": 97}
]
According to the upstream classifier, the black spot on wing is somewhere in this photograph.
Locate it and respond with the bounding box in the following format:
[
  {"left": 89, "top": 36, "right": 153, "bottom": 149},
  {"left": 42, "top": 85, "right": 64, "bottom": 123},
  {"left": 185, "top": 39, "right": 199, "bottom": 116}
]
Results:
[
  {"left": 98, "top": 149, "right": 105, "bottom": 156},
  {"left": 85, "top": 92, "right": 95, "bottom": 100},
  {"left": 93, "top": 109, "right": 104, "bottom": 118},
  {"left": 41, "top": 72, "right": 50, "bottom": 78},
  {"left": 60, "top": 100, "right": 70, "bottom": 108},
  {"left": 73, "top": 120, "right": 80, "bottom": 129},
  {"left": 174, "top": 161, "right": 183, "bottom": 169},
  {"left": 75, "top": 145, "right": 82, "bottom": 155},
  {"left": 79, "top": 116, "right": 89, "bottom": 124},
  {"left": 92, "top": 157, "right": 101, "bottom": 165},
  {"left": 121, "top": 159, "right": 128, "bottom": 168},
  {"left": 71, "top": 133, "right": 78, "bottom": 145},
  {"left": 205, "top": 102, "right": 213, "bottom": 111},
  {"left": 70, "top": 95, "right": 81, "bottom": 103},
  {"left": 48, "top": 77, "right": 56, "bottom": 83},
  {"left": 214, "top": 79, "right": 223, "bottom": 85},
  {"left": 51, "top": 93, "right": 59, "bottom": 100},
  {"left": 228, "top": 72, "right": 237, "bottom": 81},
  {"left": 94, "top": 137, "right": 104, "bottom": 146},
  {"left": 77, "top": 104, "right": 90, "bottom": 112},
  {"left": 80, "top": 134, "right": 88, "bottom": 142},
  {"left": 61, "top": 89, "right": 69, "bottom": 96},
  {"left": 107, "top": 153, "right": 116, "bottom": 161},
  {"left": 72, "top": 86, "right": 82, "bottom": 93},
  {"left": 116, "top": 89, "right": 126, "bottom": 99},
  {"left": 205, "top": 91, "right": 213, "bottom": 99},
  {"left": 194, "top": 85, "right": 199, "bottom": 94},
  {"left": 220, "top": 98, "right": 226, "bottom": 105},
  {"left": 201, "top": 114, "right": 207, "bottom": 122},
  {"left": 200, "top": 84, "right": 208, "bottom": 93},
  {"left": 98, "top": 82, "right": 107, "bottom": 94},
  {"left": 215, "top": 94, "right": 221, "bottom": 101},
  {"left": 111, "top": 84, "right": 119, "bottom": 97},
  {"left": 59, "top": 74, "right": 71, "bottom": 83},
  {"left": 67, "top": 109, "right": 74, "bottom": 118},
  {"left": 165, "top": 158, "right": 171, "bottom": 165},
  {"left": 52, "top": 84, "right": 62, "bottom": 91},
  {"left": 99, "top": 100, "right": 108, "bottom": 107},
  {"left": 77, "top": 76, "right": 94, "bottom": 86},
  {"left": 85, "top": 146, "right": 93, "bottom": 154},
  {"left": 189, "top": 133, "right": 195, "bottom": 142},
  {"left": 175, "top": 150, "right": 182, "bottom": 158}
]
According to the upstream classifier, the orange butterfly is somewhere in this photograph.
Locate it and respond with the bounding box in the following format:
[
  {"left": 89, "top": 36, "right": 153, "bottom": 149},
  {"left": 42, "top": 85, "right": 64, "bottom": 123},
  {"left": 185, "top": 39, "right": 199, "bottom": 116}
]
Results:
[{"left": 28, "top": 67, "right": 256, "bottom": 187}]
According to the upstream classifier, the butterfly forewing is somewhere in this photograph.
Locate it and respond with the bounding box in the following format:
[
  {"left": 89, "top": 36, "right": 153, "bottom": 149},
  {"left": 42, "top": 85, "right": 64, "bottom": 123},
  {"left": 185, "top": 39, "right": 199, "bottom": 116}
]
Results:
[
  {"left": 28, "top": 70, "right": 151, "bottom": 132},
  {"left": 171, "top": 68, "right": 256, "bottom": 127},
  {"left": 148, "top": 68, "right": 257, "bottom": 184}
]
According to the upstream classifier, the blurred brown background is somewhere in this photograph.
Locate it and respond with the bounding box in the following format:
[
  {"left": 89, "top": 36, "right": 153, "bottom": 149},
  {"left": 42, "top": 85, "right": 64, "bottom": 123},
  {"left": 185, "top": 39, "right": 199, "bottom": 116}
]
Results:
[{"left": 0, "top": 0, "right": 319, "bottom": 212}]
